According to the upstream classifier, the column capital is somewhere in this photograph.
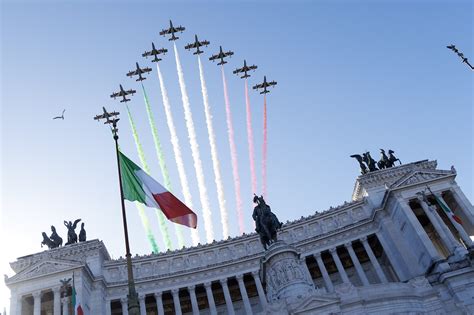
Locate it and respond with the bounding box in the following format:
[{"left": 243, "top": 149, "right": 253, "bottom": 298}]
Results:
[
  {"left": 171, "top": 288, "right": 180, "bottom": 295},
  {"left": 313, "top": 252, "right": 322, "bottom": 258},
  {"left": 344, "top": 242, "right": 353, "bottom": 249},
  {"left": 329, "top": 247, "right": 337, "bottom": 254},
  {"left": 138, "top": 293, "right": 145, "bottom": 301},
  {"left": 187, "top": 285, "right": 195, "bottom": 291},
  {"left": 204, "top": 281, "right": 212, "bottom": 288},
  {"left": 219, "top": 278, "right": 228, "bottom": 285},
  {"left": 251, "top": 270, "right": 260, "bottom": 277},
  {"left": 154, "top": 291, "right": 163, "bottom": 298},
  {"left": 360, "top": 236, "right": 368, "bottom": 243},
  {"left": 52, "top": 286, "right": 61, "bottom": 294},
  {"left": 120, "top": 297, "right": 127, "bottom": 304},
  {"left": 236, "top": 274, "right": 244, "bottom": 281},
  {"left": 32, "top": 290, "right": 42, "bottom": 299}
]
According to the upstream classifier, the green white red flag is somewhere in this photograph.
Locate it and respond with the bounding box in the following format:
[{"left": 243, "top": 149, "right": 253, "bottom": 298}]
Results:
[
  {"left": 72, "top": 274, "right": 84, "bottom": 315},
  {"left": 119, "top": 151, "right": 197, "bottom": 228},
  {"left": 433, "top": 193, "right": 463, "bottom": 225}
]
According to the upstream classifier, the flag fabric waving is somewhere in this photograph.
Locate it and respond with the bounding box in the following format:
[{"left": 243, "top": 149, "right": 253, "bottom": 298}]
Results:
[
  {"left": 72, "top": 274, "right": 84, "bottom": 315},
  {"left": 433, "top": 193, "right": 463, "bottom": 225},
  {"left": 119, "top": 151, "right": 197, "bottom": 228}
]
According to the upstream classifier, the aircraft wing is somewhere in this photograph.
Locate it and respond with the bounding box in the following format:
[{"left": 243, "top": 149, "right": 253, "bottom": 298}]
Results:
[
  {"left": 253, "top": 83, "right": 264, "bottom": 90},
  {"left": 110, "top": 92, "right": 120, "bottom": 98},
  {"left": 225, "top": 51, "right": 234, "bottom": 57},
  {"left": 126, "top": 70, "right": 138, "bottom": 77},
  {"left": 249, "top": 65, "right": 257, "bottom": 70},
  {"left": 142, "top": 51, "right": 153, "bottom": 57},
  {"left": 159, "top": 29, "right": 171, "bottom": 36},
  {"left": 94, "top": 114, "right": 106, "bottom": 120},
  {"left": 184, "top": 43, "right": 196, "bottom": 50},
  {"left": 233, "top": 68, "right": 244, "bottom": 74},
  {"left": 126, "top": 89, "right": 136, "bottom": 95},
  {"left": 209, "top": 54, "right": 219, "bottom": 61},
  {"left": 143, "top": 67, "right": 152, "bottom": 73},
  {"left": 202, "top": 40, "right": 210, "bottom": 46},
  {"left": 175, "top": 26, "right": 185, "bottom": 32}
]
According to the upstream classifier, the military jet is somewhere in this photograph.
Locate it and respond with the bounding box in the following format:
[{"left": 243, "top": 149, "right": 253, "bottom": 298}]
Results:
[
  {"left": 110, "top": 85, "right": 136, "bottom": 103},
  {"left": 209, "top": 46, "right": 234, "bottom": 65},
  {"left": 53, "top": 109, "right": 65, "bottom": 120},
  {"left": 159, "top": 20, "right": 185, "bottom": 41},
  {"left": 126, "top": 62, "right": 152, "bottom": 82},
  {"left": 447, "top": 44, "right": 473, "bottom": 69},
  {"left": 253, "top": 76, "right": 277, "bottom": 94},
  {"left": 142, "top": 42, "right": 167, "bottom": 62},
  {"left": 233, "top": 60, "right": 258, "bottom": 79},
  {"left": 93, "top": 107, "right": 120, "bottom": 124},
  {"left": 184, "top": 35, "right": 210, "bottom": 55}
]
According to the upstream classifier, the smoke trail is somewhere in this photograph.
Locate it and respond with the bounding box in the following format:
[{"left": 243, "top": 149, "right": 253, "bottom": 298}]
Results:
[
  {"left": 262, "top": 95, "right": 268, "bottom": 198},
  {"left": 198, "top": 55, "right": 229, "bottom": 239},
  {"left": 141, "top": 84, "right": 185, "bottom": 249},
  {"left": 156, "top": 63, "right": 200, "bottom": 246},
  {"left": 245, "top": 79, "right": 257, "bottom": 196},
  {"left": 125, "top": 105, "right": 173, "bottom": 250},
  {"left": 136, "top": 202, "right": 159, "bottom": 253},
  {"left": 221, "top": 66, "right": 244, "bottom": 234},
  {"left": 173, "top": 43, "right": 214, "bottom": 243}
]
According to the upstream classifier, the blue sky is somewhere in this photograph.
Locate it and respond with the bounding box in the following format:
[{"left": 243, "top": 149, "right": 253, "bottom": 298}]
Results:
[{"left": 1, "top": 0, "right": 472, "bottom": 310}]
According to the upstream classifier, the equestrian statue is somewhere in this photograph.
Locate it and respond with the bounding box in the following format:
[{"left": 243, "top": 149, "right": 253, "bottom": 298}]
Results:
[{"left": 252, "top": 194, "right": 283, "bottom": 250}]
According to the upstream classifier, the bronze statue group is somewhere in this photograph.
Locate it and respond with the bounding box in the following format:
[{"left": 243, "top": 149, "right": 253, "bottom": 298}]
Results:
[
  {"left": 41, "top": 219, "right": 86, "bottom": 249},
  {"left": 351, "top": 149, "right": 401, "bottom": 175}
]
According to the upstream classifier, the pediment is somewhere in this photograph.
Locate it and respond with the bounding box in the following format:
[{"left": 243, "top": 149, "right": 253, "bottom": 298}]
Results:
[
  {"left": 291, "top": 294, "right": 340, "bottom": 313},
  {"left": 390, "top": 170, "right": 453, "bottom": 189},
  {"left": 6, "top": 259, "right": 82, "bottom": 284}
]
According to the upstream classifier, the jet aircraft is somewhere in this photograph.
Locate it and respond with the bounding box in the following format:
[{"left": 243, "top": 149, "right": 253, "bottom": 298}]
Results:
[
  {"left": 53, "top": 109, "right": 65, "bottom": 120},
  {"left": 93, "top": 107, "right": 120, "bottom": 124},
  {"left": 209, "top": 46, "right": 234, "bottom": 65},
  {"left": 159, "top": 20, "right": 185, "bottom": 41},
  {"left": 184, "top": 35, "right": 210, "bottom": 55},
  {"left": 233, "top": 60, "right": 258, "bottom": 79},
  {"left": 253, "top": 76, "right": 277, "bottom": 94},
  {"left": 110, "top": 85, "right": 136, "bottom": 103},
  {"left": 142, "top": 42, "right": 167, "bottom": 62},
  {"left": 126, "top": 62, "right": 152, "bottom": 82}
]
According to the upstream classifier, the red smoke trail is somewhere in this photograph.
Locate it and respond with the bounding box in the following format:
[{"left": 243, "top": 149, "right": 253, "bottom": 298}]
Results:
[
  {"left": 245, "top": 79, "right": 257, "bottom": 196},
  {"left": 221, "top": 66, "right": 244, "bottom": 234},
  {"left": 262, "top": 94, "right": 268, "bottom": 198}
]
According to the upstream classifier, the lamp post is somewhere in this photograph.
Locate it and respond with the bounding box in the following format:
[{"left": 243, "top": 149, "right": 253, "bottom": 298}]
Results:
[{"left": 93, "top": 108, "right": 140, "bottom": 315}]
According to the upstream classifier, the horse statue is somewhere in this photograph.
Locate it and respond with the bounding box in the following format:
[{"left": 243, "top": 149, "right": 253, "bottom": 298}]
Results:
[
  {"left": 41, "top": 225, "right": 63, "bottom": 249},
  {"left": 362, "top": 152, "right": 378, "bottom": 172},
  {"left": 350, "top": 154, "right": 368, "bottom": 175},
  {"left": 387, "top": 150, "right": 402, "bottom": 167},
  {"left": 252, "top": 195, "right": 283, "bottom": 250},
  {"left": 377, "top": 149, "right": 390, "bottom": 169}
]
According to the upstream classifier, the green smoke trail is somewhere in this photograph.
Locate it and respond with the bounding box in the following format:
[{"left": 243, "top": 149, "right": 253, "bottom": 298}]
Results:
[
  {"left": 126, "top": 105, "right": 173, "bottom": 250},
  {"left": 141, "top": 83, "right": 185, "bottom": 248}
]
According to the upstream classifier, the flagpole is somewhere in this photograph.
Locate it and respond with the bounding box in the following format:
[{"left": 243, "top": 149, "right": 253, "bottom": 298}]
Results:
[{"left": 94, "top": 109, "right": 140, "bottom": 315}]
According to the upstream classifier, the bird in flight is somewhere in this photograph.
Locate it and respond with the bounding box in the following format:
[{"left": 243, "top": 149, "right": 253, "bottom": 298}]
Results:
[{"left": 53, "top": 109, "right": 65, "bottom": 120}]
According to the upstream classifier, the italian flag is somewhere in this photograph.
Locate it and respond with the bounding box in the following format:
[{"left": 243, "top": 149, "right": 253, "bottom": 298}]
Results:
[
  {"left": 72, "top": 275, "right": 84, "bottom": 315},
  {"left": 119, "top": 151, "right": 197, "bottom": 228},
  {"left": 434, "top": 194, "right": 463, "bottom": 225}
]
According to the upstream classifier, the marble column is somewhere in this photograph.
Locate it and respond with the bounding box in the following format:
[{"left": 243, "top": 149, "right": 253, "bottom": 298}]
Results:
[
  {"left": 329, "top": 248, "right": 350, "bottom": 284},
  {"left": 105, "top": 298, "right": 111, "bottom": 315},
  {"left": 187, "top": 286, "right": 199, "bottom": 315},
  {"left": 313, "top": 252, "right": 334, "bottom": 293},
  {"left": 236, "top": 274, "right": 252, "bottom": 315},
  {"left": 344, "top": 242, "right": 369, "bottom": 286},
  {"left": 154, "top": 292, "right": 164, "bottom": 315},
  {"left": 11, "top": 295, "right": 22, "bottom": 315},
  {"left": 361, "top": 237, "right": 388, "bottom": 283},
  {"left": 52, "top": 287, "right": 61, "bottom": 315},
  {"left": 451, "top": 186, "right": 474, "bottom": 226},
  {"left": 121, "top": 297, "right": 129, "bottom": 315},
  {"left": 33, "top": 291, "right": 42, "bottom": 315},
  {"left": 251, "top": 271, "right": 267, "bottom": 308},
  {"left": 418, "top": 197, "right": 465, "bottom": 256},
  {"left": 171, "top": 289, "right": 182, "bottom": 315},
  {"left": 61, "top": 297, "right": 69, "bottom": 315},
  {"left": 138, "top": 294, "right": 146, "bottom": 315},
  {"left": 437, "top": 193, "right": 473, "bottom": 247},
  {"left": 204, "top": 282, "right": 217, "bottom": 315},
  {"left": 219, "top": 279, "right": 235, "bottom": 315}
]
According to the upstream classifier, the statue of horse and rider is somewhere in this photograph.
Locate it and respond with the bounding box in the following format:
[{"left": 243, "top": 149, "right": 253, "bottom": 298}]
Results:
[{"left": 252, "top": 195, "right": 283, "bottom": 250}]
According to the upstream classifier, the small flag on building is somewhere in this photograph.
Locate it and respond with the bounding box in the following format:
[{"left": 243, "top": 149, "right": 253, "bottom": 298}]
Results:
[
  {"left": 119, "top": 151, "right": 197, "bottom": 228},
  {"left": 433, "top": 193, "right": 463, "bottom": 225},
  {"left": 72, "top": 274, "right": 84, "bottom": 315}
]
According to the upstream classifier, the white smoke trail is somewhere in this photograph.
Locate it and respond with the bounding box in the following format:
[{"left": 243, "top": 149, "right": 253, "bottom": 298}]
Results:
[
  {"left": 173, "top": 43, "right": 214, "bottom": 243},
  {"left": 198, "top": 55, "right": 229, "bottom": 239},
  {"left": 221, "top": 66, "right": 245, "bottom": 234},
  {"left": 156, "top": 63, "right": 200, "bottom": 246}
]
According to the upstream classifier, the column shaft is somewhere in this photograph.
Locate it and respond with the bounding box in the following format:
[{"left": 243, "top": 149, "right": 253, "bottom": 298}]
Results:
[
  {"left": 154, "top": 293, "right": 164, "bottom": 315},
  {"left": 53, "top": 288, "right": 61, "bottom": 315},
  {"left": 361, "top": 238, "right": 388, "bottom": 283},
  {"left": 172, "top": 290, "right": 182, "bottom": 315},
  {"left": 345, "top": 243, "right": 369, "bottom": 286},
  {"left": 187, "top": 286, "right": 199, "bottom": 315},
  {"left": 61, "top": 297, "right": 69, "bottom": 315},
  {"left": 204, "top": 283, "right": 217, "bottom": 315},
  {"left": 105, "top": 299, "right": 111, "bottom": 315},
  {"left": 252, "top": 272, "right": 267, "bottom": 308},
  {"left": 451, "top": 186, "right": 474, "bottom": 226},
  {"left": 314, "top": 253, "right": 334, "bottom": 292},
  {"left": 330, "top": 248, "right": 350, "bottom": 284},
  {"left": 33, "top": 292, "right": 42, "bottom": 315},
  {"left": 220, "top": 280, "right": 235, "bottom": 315},
  {"left": 139, "top": 295, "right": 146, "bottom": 315},
  {"left": 236, "top": 276, "right": 252, "bottom": 315},
  {"left": 121, "top": 298, "right": 129, "bottom": 315}
]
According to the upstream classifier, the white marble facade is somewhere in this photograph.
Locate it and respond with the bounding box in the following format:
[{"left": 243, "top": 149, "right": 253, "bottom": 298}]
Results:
[{"left": 5, "top": 160, "right": 474, "bottom": 314}]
